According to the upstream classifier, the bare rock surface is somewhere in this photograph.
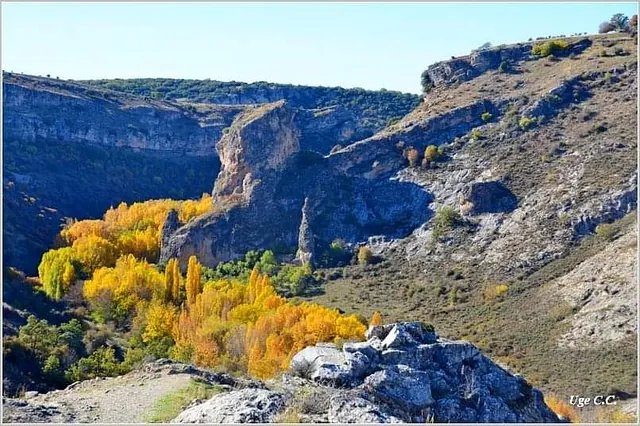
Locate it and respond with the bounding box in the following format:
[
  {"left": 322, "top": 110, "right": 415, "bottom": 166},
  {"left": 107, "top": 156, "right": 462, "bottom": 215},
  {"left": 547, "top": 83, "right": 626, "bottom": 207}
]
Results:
[
  {"left": 554, "top": 225, "right": 637, "bottom": 348},
  {"left": 172, "top": 322, "right": 562, "bottom": 423}
]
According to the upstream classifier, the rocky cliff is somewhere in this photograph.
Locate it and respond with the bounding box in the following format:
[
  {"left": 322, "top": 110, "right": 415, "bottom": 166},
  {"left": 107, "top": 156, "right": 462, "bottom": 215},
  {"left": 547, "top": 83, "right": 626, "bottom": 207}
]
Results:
[
  {"left": 2, "top": 73, "right": 410, "bottom": 273},
  {"left": 160, "top": 100, "right": 430, "bottom": 267},
  {"left": 81, "top": 77, "right": 422, "bottom": 135},
  {"left": 3, "top": 73, "right": 230, "bottom": 155}
]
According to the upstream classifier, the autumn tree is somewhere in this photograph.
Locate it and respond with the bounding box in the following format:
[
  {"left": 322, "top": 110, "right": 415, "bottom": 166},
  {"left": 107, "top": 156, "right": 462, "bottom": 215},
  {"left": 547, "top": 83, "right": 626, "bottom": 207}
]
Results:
[
  {"left": 357, "top": 246, "right": 373, "bottom": 265},
  {"left": 38, "top": 247, "right": 78, "bottom": 300},
  {"left": 164, "top": 258, "right": 182, "bottom": 304},
  {"left": 424, "top": 145, "right": 442, "bottom": 163},
  {"left": 186, "top": 255, "right": 202, "bottom": 305},
  {"left": 370, "top": 311, "right": 383, "bottom": 326},
  {"left": 404, "top": 147, "right": 420, "bottom": 167}
]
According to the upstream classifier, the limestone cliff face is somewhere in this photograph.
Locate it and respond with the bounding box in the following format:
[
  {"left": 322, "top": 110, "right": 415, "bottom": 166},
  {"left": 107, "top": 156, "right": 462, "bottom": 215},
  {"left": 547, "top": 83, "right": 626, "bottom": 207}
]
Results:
[
  {"left": 160, "top": 101, "right": 431, "bottom": 268},
  {"left": 3, "top": 74, "right": 225, "bottom": 156},
  {"left": 213, "top": 101, "right": 300, "bottom": 200}
]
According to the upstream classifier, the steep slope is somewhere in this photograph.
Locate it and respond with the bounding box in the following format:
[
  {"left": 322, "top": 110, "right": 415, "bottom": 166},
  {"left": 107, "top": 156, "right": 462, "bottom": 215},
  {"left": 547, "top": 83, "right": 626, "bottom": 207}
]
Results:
[
  {"left": 307, "top": 33, "right": 638, "bottom": 400},
  {"left": 160, "top": 33, "right": 637, "bottom": 402},
  {"left": 2, "top": 73, "right": 411, "bottom": 273}
]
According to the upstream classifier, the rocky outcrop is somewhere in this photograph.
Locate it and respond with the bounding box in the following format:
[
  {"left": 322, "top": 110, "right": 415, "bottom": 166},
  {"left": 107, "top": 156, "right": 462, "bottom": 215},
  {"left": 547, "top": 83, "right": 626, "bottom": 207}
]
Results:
[
  {"left": 295, "top": 105, "right": 373, "bottom": 153},
  {"left": 160, "top": 210, "right": 181, "bottom": 253},
  {"left": 173, "top": 322, "right": 562, "bottom": 423},
  {"left": 172, "top": 389, "right": 289, "bottom": 423},
  {"left": 554, "top": 225, "right": 637, "bottom": 348},
  {"left": 424, "top": 38, "right": 592, "bottom": 88},
  {"left": 295, "top": 197, "right": 315, "bottom": 265},
  {"left": 213, "top": 101, "right": 300, "bottom": 200},
  {"left": 461, "top": 181, "right": 519, "bottom": 215},
  {"left": 160, "top": 101, "right": 431, "bottom": 268}
]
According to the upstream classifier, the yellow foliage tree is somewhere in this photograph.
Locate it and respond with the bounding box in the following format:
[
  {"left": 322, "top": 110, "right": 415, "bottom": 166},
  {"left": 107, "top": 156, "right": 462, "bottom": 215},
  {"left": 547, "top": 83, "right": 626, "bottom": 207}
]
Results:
[
  {"left": 57, "top": 194, "right": 212, "bottom": 273},
  {"left": 83, "top": 254, "right": 164, "bottom": 323},
  {"left": 172, "top": 270, "right": 366, "bottom": 379},
  {"left": 143, "top": 301, "right": 178, "bottom": 343},
  {"left": 186, "top": 255, "right": 202, "bottom": 305},
  {"left": 370, "top": 311, "right": 383, "bottom": 326},
  {"left": 38, "top": 247, "right": 78, "bottom": 300}
]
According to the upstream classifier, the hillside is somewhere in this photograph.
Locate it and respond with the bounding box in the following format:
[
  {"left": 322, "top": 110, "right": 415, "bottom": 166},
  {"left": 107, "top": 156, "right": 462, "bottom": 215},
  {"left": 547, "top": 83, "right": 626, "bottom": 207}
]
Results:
[
  {"left": 159, "top": 33, "right": 638, "bottom": 401},
  {"left": 80, "top": 78, "right": 422, "bottom": 133},
  {"left": 2, "top": 73, "right": 415, "bottom": 274},
  {"left": 2, "top": 30, "right": 638, "bottom": 424}
]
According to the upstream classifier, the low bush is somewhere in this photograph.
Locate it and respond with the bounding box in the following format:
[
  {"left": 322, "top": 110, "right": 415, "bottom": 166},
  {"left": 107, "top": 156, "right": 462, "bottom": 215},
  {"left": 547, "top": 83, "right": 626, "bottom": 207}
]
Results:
[
  {"left": 483, "top": 284, "right": 509, "bottom": 302},
  {"left": 544, "top": 395, "right": 580, "bottom": 422},
  {"left": 519, "top": 117, "right": 536, "bottom": 130},
  {"left": 357, "top": 246, "right": 374, "bottom": 265},
  {"left": 424, "top": 145, "right": 441, "bottom": 162},
  {"left": 595, "top": 223, "right": 616, "bottom": 241},
  {"left": 531, "top": 40, "right": 569, "bottom": 57}
]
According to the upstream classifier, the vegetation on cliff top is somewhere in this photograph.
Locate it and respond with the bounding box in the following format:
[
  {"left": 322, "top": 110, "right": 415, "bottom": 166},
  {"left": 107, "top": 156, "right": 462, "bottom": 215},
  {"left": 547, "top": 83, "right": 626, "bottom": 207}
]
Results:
[{"left": 81, "top": 78, "right": 422, "bottom": 130}]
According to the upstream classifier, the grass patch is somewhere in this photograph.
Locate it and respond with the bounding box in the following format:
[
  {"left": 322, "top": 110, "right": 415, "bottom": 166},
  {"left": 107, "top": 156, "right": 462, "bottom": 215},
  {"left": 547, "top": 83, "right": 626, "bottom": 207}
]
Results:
[{"left": 143, "top": 380, "right": 224, "bottom": 423}]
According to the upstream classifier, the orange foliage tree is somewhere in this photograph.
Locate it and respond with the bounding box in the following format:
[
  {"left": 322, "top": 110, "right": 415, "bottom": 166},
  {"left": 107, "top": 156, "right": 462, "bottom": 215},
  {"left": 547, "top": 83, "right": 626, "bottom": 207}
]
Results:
[
  {"left": 172, "top": 267, "right": 366, "bottom": 378},
  {"left": 370, "top": 311, "right": 383, "bottom": 326}
]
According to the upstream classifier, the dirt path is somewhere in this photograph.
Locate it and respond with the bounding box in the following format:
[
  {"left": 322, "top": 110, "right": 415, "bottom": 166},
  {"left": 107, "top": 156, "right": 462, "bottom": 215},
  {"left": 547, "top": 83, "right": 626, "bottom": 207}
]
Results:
[
  {"left": 3, "top": 360, "right": 244, "bottom": 424},
  {"left": 31, "top": 373, "right": 193, "bottom": 423}
]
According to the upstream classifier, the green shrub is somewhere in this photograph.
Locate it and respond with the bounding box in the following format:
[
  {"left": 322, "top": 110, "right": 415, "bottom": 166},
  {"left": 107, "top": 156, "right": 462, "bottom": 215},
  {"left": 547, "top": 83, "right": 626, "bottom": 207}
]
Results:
[
  {"left": 18, "top": 315, "right": 59, "bottom": 361},
  {"left": 481, "top": 112, "right": 493, "bottom": 122},
  {"left": 65, "top": 346, "right": 123, "bottom": 382},
  {"left": 519, "top": 117, "right": 536, "bottom": 130},
  {"left": 320, "top": 239, "right": 352, "bottom": 267},
  {"left": 595, "top": 223, "right": 616, "bottom": 241},
  {"left": 498, "top": 61, "right": 509, "bottom": 73},
  {"left": 435, "top": 206, "right": 460, "bottom": 229},
  {"left": 531, "top": 40, "right": 569, "bottom": 57},
  {"left": 470, "top": 129, "right": 482, "bottom": 141},
  {"left": 613, "top": 46, "right": 627, "bottom": 56},
  {"left": 424, "top": 145, "right": 441, "bottom": 162},
  {"left": 420, "top": 70, "right": 434, "bottom": 94},
  {"left": 273, "top": 263, "right": 313, "bottom": 296},
  {"left": 432, "top": 206, "right": 461, "bottom": 241}
]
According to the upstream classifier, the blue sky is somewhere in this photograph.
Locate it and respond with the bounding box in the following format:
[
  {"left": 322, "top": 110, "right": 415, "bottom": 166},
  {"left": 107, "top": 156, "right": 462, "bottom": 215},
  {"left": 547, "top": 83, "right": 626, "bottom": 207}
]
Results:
[{"left": 2, "top": 2, "right": 637, "bottom": 93}]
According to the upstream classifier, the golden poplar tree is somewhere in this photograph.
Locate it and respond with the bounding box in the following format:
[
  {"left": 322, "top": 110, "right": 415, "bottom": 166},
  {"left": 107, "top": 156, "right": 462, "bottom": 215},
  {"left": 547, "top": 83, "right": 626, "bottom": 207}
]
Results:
[
  {"left": 164, "top": 259, "right": 176, "bottom": 303},
  {"left": 370, "top": 311, "right": 383, "bottom": 326},
  {"left": 171, "top": 259, "right": 182, "bottom": 303},
  {"left": 186, "top": 255, "right": 202, "bottom": 305}
]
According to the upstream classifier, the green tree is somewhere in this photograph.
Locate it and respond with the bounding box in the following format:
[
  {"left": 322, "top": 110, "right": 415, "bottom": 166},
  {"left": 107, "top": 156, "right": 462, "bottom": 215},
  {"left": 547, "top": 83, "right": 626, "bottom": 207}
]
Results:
[{"left": 18, "top": 315, "right": 58, "bottom": 361}]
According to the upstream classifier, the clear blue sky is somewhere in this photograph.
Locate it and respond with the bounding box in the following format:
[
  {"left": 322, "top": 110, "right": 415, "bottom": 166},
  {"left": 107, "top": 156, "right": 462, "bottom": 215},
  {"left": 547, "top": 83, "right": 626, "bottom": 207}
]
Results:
[{"left": 2, "top": 2, "right": 637, "bottom": 94}]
